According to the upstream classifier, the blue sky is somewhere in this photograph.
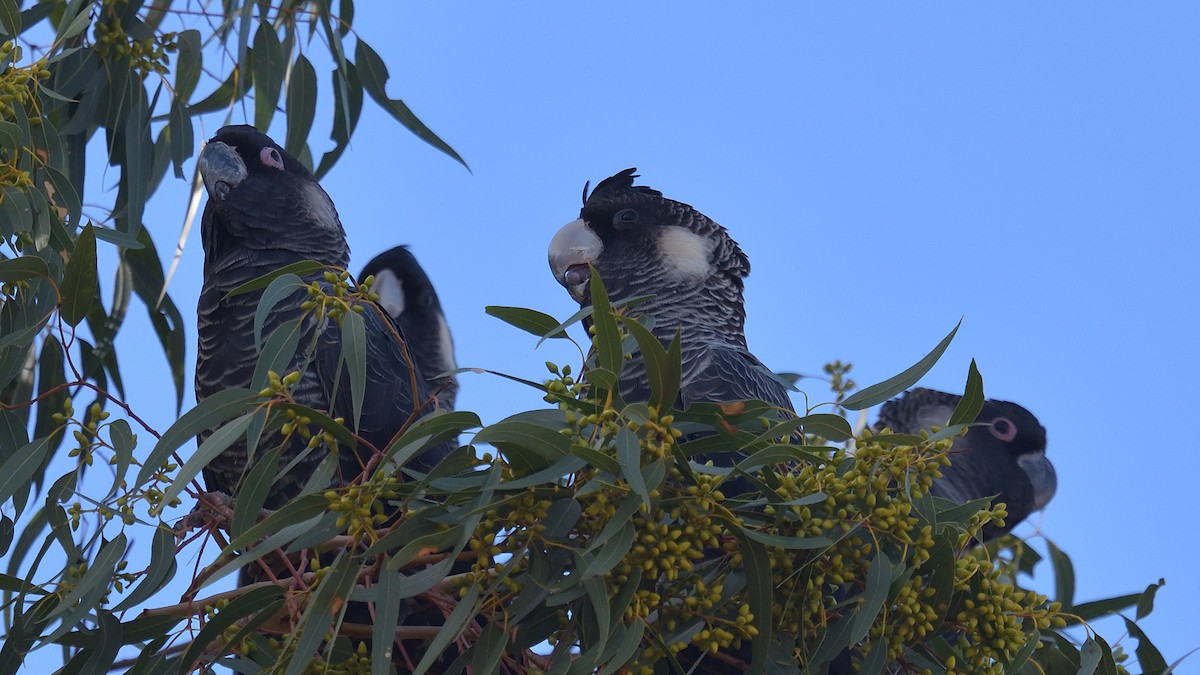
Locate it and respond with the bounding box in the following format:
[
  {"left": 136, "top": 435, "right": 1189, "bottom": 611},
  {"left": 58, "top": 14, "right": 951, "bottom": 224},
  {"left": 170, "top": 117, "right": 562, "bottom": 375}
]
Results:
[{"left": 49, "top": 2, "right": 1199, "bottom": 670}]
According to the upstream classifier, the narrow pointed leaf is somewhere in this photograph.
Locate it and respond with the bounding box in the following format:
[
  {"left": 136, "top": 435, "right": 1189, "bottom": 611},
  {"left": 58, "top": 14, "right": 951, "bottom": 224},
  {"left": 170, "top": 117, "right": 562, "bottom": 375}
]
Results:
[
  {"left": 59, "top": 223, "right": 98, "bottom": 326},
  {"left": 587, "top": 268, "right": 623, "bottom": 380},
  {"left": 948, "top": 358, "right": 984, "bottom": 426},
  {"left": 252, "top": 21, "right": 284, "bottom": 130},
  {"left": 161, "top": 412, "right": 257, "bottom": 508},
  {"left": 355, "top": 39, "right": 467, "bottom": 169},
  {"left": 284, "top": 53, "right": 317, "bottom": 162},
  {"left": 485, "top": 305, "right": 569, "bottom": 339},
  {"left": 138, "top": 388, "right": 258, "bottom": 486},
  {"left": 841, "top": 319, "right": 962, "bottom": 410},
  {"left": 339, "top": 308, "right": 366, "bottom": 430},
  {"left": 112, "top": 526, "right": 177, "bottom": 611}
]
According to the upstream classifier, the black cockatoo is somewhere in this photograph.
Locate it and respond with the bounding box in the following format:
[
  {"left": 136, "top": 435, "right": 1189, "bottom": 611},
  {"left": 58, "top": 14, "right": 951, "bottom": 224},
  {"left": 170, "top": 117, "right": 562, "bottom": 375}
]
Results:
[
  {"left": 548, "top": 168, "right": 794, "bottom": 415},
  {"left": 195, "top": 125, "right": 448, "bottom": 508},
  {"left": 874, "top": 387, "right": 1056, "bottom": 539},
  {"left": 359, "top": 245, "right": 459, "bottom": 412}
]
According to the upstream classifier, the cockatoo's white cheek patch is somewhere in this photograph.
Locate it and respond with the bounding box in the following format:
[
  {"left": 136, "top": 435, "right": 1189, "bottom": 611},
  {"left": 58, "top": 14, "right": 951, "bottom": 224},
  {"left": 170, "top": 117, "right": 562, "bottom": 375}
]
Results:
[
  {"left": 659, "top": 227, "right": 715, "bottom": 282},
  {"left": 372, "top": 269, "right": 405, "bottom": 318},
  {"left": 303, "top": 182, "right": 340, "bottom": 231},
  {"left": 436, "top": 314, "right": 457, "bottom": 373}
]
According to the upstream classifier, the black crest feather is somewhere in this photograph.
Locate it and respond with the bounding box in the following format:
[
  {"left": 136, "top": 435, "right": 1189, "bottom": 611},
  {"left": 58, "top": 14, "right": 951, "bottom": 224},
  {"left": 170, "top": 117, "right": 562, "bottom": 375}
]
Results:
[{"left": 583, "top": 168, "right": 663, "bottom": 205}]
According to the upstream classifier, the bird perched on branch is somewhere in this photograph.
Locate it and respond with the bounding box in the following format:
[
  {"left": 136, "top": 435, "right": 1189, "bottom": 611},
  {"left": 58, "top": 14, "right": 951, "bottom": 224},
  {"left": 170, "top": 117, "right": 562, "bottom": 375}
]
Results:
[
  {"left": 195, "top": 125, "right": 449, "bottom": 508},
  {"left": 548, "top": 169, "right": 795, "bottom": 491},
  {"left": 359, "top": 245, "right": 459, "bottom": 412},
  {"left": 874, "top": 387, "right": 1056, "bottom": 540},
  {"left": 548, "top": 168, "right": 794, "bottom": 415}
]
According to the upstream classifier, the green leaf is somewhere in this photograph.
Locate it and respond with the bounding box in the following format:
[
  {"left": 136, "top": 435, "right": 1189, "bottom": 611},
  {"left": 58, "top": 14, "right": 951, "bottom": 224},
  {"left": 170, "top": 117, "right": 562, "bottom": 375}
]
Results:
[
  {"left": 250, "top": 317, "right": 303, "bottom": 392},
  {"left": 124, "top": 228, "right": 186, "bottom": 412},
  {"left": 173, "top": 29, "right": 202, "bottom": 101},
  {"left": 91, "top": 226, "right": 143, "bottom": 249},
  {"left": 841, "top": 318, "right": 962, "bottom": 410},
  {"left": 723, "top": 520, "right": 773, "bottom": 672},
  {"left": 597, "top": 579, "right": 645, "bottom": 675},
  {"left": 338, "top": 308, "right": 366, "bottom": 430},
  {"left": 252, "top": 273, "right": 305, "bottom": 348},
  {"left": 284, "top": 53, "right": 317, "bottom": 163},
  {"left": 59, "top": 223, "right": 98, "bottom": 326},
  {"left": 111, "top": 526, "right": 177, "bottom": 612},
  {"left": 45, "top": 534, "right": 127, "bottom": 625},
  {"left": 1067, "top": 594, "right": 1141, "bottom": 625},
  {"left": 1006, "top": 628, "right": 1039, "bottom": 673},
  {"left": 580, "top": 522, "right": 634, "bottom": 580},
  {"left": 226, "top": 260, "right": 325, "bottom": 298},
  {"left": 738, "top": 526, "right": 834, "bottom": 550},
  {"left": 615, "top": 428, "right": 651, "bottom": 508},
  {"left": 371, "top": 566, "right": 404, "bottom": 674},
  {"left": 412, "top": 585, "right": 481, "bottom": 675},
  {"left": 1046, "top": 537, "right": 1075, "bottom": 609},
  {"left": 1123, "top": 617, "right": 1167, "bottom": 673},
  {"left": 849, "top": 550, "right": 891, "bottom": 643},
  {"left": 166, "top": 100, "right": 194, "bottom": 179},
  {"left": 380, "top": 409, "right": 482, "bottom": 471},
  {"left": 121, "top": 83, "right": 152, "bottom": 235},
  {"left": 1136, "top": 578, "right": 1164, "bottom": 620},
  {"left": 948, "top": 358, "right": 984, "bottom": 426},
  {"left": 286, "top": 553, "right": 357, "bottom": 675},
  {"left": 485, "top": 305, "right": 570, "bottom": 340},
  {"left": 619, "top": 316, "right": 681, "bottom": 411},
  {"left": 32, "top": 333, "right": 68, "bottom": 462},
  {"left": 0, "top": 571, "right": 43, "bottom": 595},
  {"left": 186, "top": 66, "right": 253, "bottom": 116},
  {"left": 470, "top": 622, "right": 510, "bottom": 675},
  {"left": 0, "top": 255, "right": 50, "bottom": 283},
  {"left": 0, "top": 514, "right": 11, "bottom": 557},
  {"left": 0, "top": 0, "right": 20, "bottom": 37},
  {"left": 354, "top": 39, "right": 468, "bottom": 169},
  {"left": 227, "top": 493, "right": 332, "bottom": 550},
  {"left": 808, "top": 609, "right": 861, "bottom": 672},
  {"left": 0, "top": 437, "right": 52, "bottom": 509},
  {"left": 800, "top": 412, "right": 854, "bottom": 441},
  {"left": 474, "top": 409, "right": 573, "bottom": 474},
  {"left": 138, "top": 388, "right": 258, "bottom": 487},
  {"left": 570, "top": 443, "right": 620, "bottom": 475},
  {"left": 179, "top": 585, "right": 285, "bottom": 671},
  {"left": 65, "top": 612, "right": 122, "bottom": 675},
  {"left": 231, "top": 447, "right": 281, "bottom": 537},
  {"left": 161, "top": 411, "right": 258, "bottom": 508},
  {"left": 314, "top": 61, "right": 364, "bottom": 179},
  {"left": 587, "top": 267, "right": 623, "bottom": 380},
  {"left": 252, "top": 21, "right": 285, "bottom": 131},
  {"left": 42, "top": 165, "right": 82, "bottom": 229}
]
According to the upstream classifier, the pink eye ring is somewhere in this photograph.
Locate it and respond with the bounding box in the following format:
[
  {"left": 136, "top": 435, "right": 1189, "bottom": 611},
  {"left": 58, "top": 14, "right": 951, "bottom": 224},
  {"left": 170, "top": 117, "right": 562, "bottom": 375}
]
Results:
[
  {"left": 260, "top": 147, "right": 284, "bottom": 170},
  {"left": 989, "top": 417, "right": 1018, "bottom": 442}
]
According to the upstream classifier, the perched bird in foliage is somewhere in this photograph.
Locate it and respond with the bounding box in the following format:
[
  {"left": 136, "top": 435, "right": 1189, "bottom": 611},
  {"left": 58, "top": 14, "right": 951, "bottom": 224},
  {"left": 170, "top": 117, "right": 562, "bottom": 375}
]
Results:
[
  {"left": 359, "top": 245, "right": 459, "bottom": 412},
  {"left": 874, "top": 387, "right": 1056, "bottom": 539},
  {"left": 548, "top": 168, "right": 794, "bottom": 415},
  {"left": 195, "top": 125, "right": 448, "bottom": 508}
]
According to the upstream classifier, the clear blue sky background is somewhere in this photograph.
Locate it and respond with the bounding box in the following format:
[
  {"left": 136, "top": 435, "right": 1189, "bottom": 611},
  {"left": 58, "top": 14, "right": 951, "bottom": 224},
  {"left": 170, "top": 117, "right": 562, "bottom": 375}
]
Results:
[{"left": 39, "top": 2, "right": 1199, "bottom": 671}]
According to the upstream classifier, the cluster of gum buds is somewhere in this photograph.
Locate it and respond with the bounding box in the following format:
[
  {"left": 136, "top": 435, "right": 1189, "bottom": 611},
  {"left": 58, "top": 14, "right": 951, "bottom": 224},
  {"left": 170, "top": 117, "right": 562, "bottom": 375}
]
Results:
[
  {"left": 56, "top": 557, "right": 136, "bottom": 607},
  {"left": 0, "top": 40, "right": 50, "bottom": 127},
  {"left": 324, "top": 473, "right": 401, "bottom": 541},
  {"left": 300, "top": 270, "right": 370, "bottom": 323},
  {"left": 542, "top": 361, "right": 583, "bottom": 402},
  {"left": 55, "top": 395, "right": 176, "bottom": 525},
  {"left": 60, "top": 400, "right": 109, "bottom": 467},
  {"left": 91, "top": 7, "right": 178, "bottom": 77},
  {"left": 257, "top": 369, "right": 342, "bottom": 452}
]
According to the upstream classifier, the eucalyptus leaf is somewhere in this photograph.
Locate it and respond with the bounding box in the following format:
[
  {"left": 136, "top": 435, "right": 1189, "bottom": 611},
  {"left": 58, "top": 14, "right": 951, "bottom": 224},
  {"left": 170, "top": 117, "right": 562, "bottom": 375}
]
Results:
[{"left": 841, "top": 319, "right": 962, "bottom": 410}]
